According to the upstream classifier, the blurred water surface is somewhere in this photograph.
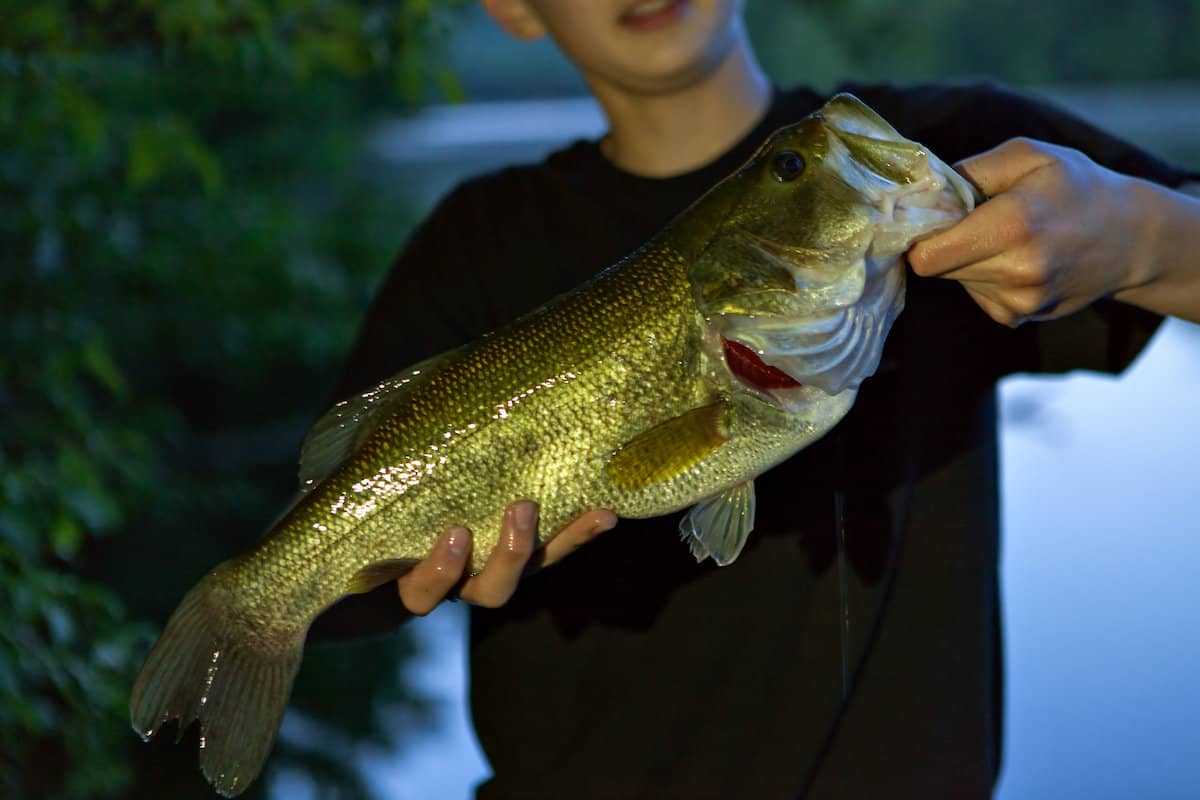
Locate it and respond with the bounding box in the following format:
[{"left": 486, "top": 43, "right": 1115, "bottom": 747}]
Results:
[{"left": 997, "top": 319, "right": 1200, "bottom": 800}]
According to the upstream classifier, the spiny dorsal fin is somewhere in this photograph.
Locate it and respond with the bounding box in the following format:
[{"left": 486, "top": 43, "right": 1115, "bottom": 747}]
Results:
[
  {"left": 604, "top": 401, "right": 727, "bottom": 492},
  {"left": 298, "top": 348, "right": 463, "bottom": 493},
  {"left": 679, "top": 480, "right": 756, "bottom": 566}
]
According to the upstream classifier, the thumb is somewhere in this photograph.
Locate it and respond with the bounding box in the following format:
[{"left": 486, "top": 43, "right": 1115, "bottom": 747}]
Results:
[{"left": 955, "top": 137, "right": 1061, "bottom": 198}]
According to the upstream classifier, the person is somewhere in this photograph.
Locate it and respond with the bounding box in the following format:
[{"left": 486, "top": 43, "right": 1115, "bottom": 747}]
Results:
[{"left": 320, "top": 1, "right": 1200, "bottom": 796}]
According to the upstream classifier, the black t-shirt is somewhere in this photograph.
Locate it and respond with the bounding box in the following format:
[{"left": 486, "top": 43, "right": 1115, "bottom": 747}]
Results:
[{"left": 327, "top": 83, "right": 1194, "bottom": 799}]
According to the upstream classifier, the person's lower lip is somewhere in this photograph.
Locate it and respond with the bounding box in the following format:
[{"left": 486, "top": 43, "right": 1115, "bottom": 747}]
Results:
[{"left": 619, "top": 0, "right": 689, "bottom": 31}]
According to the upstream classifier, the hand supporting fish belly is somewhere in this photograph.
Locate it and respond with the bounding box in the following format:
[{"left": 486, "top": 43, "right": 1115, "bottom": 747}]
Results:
[{"left": 130, "top": 93, "right": 979, "bottom": 796}]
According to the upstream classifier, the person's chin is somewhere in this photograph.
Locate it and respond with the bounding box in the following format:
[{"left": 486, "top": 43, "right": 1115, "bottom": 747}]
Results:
[{"left": 619, "top": 46, "right": 728, "bottom": 94}]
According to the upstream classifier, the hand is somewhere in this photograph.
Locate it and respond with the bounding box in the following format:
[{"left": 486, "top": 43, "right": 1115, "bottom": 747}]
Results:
[
  {"left": 907, "top": 137, "right": 1158, "bottom": 327},
  {"left": 396, "top": 500, "right": 617, "bottom": 614}
]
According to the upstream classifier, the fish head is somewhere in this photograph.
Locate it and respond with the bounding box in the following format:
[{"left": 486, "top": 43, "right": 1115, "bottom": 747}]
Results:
[{"left": 687, "top": 93, "right": 980, "bottom": 406}]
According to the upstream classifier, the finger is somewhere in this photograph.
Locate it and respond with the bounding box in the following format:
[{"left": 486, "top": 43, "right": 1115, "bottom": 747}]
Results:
[
  {"left": 955, "top": 137, "right": 1060, "bottom": 199},
  {"left": 457, "top": 500, "right": 537, "bottom": 608},
  {"left": 958, "top": 284, "right": 1017, "bottom": 327},
  {"left": 527, "top": 508, "right": 617, "bottom": 574},
  {"left": 397, "top": 526, "right": 470, "bottom": 616},
  {"left": 923, "top": 244, "right": 1054, "bottom": 292},
  {"left": 959, "top": 281, "right": 1062, "bottom": 328},
  {"left": 1027, "top": 300, "right": 1064, "bottom": 322},
  {"left": 909, "top": 191, "right": 1039, "bottom": 278}
]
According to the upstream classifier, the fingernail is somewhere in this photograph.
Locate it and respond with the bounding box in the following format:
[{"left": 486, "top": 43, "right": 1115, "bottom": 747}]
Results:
[
  {"left": 445, "top": 528, "right": 466, "bottom": 558},
  {"left": 514, "top": 501, "right": 535, "bottom": 530},
  {"left": 592, "top": 518, "right": 616, "bottom": 536}
]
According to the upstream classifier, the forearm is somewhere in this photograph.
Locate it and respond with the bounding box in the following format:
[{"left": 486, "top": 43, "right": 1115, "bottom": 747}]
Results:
[{"left": 1113, "top": 181, "right": 1200, "bottom": 323}]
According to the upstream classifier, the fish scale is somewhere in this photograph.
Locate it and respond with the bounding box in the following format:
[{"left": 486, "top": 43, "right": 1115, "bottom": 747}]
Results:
[
  {"left": 130, "top": 94, "right": 979, "bottom": 796},
  {"left": 230, "top": 239, "right": 706, "bottom": 626}
]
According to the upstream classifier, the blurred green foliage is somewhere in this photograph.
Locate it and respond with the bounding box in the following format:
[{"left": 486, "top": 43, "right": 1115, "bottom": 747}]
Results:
[
  {"left": 0, "top": 1, "right": 465, "bottom": 798},
  {"left": 749, "top": 0, "right": 1200, "bottom": 90}
]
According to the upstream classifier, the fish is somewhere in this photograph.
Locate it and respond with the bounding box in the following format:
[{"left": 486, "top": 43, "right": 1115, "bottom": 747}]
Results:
[{"left": 129, "top": 93, "right": 980, "bottom": 796}]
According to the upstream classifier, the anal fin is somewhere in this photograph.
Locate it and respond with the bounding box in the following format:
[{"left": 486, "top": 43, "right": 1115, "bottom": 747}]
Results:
[
  {"left": 679, "top": 480, "right": 756, "bottom": 566},
  {"left": 346, "top": 559, "right": 419, "bottom": 595}
]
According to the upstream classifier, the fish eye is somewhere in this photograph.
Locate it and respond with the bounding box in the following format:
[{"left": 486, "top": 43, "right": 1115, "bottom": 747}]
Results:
[{"left": 771, "top": 151, "right": 805, "bottom": 182}]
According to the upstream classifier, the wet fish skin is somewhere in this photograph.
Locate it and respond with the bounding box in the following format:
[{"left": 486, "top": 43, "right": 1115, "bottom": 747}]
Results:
[{"left": 129, "top": 94, "right": 978, "bottom": 796}]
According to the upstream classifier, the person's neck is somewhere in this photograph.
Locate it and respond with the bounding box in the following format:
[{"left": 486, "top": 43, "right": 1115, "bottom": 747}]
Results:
[{"left": 592, "top": 37, "right": 772, "bottom": 178}]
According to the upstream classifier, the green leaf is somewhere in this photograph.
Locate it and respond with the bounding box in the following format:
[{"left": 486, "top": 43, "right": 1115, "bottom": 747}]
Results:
[
  {"left": 126, "top": 123, "right": 166, "bottom": 189},
  {"left": 55, "top": 80, "right": 108, "bottom": 157},
  {"left": 80, "top": 336, "right": 127, "bottom": 399},
  {"left": 176, "top": 129, "right": 224, "bottom": 194},
  {"left": 127, "top": 117, "right": 223, "bottom": 193},
  {"left": 49, "top": 511, "right": 82, "bottom": 561},
  {"left": 310, "top": 32, "right": 371, "bottom": 76},
  {"left": 435, "top": 66, "right": 464, "bottom": 104}
]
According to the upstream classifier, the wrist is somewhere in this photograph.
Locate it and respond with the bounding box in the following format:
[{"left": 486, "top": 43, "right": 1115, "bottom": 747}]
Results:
[
  {"left": 1112, "top": 180, "right": 1200, "bottom": 321},
  {"left": 1118, "top": 178, "right": 1171, "bottom": 293}
]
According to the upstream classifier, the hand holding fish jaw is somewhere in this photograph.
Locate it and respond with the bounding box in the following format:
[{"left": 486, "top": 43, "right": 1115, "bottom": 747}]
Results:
[
  {"left": 907, "top": 137, "right": 1160, "bottom": 326},
  {"left": 396, "top": 501, "right": 618, "bottom": 613}
]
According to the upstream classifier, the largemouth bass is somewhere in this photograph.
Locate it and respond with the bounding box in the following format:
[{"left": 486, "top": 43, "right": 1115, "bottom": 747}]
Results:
[{"left": 130, "top": 94, "right": 979, "bottom": 796}]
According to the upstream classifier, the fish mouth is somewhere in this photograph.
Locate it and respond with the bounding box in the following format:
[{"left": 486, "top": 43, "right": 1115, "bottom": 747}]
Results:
[{"left": 822, "top": 124, "right": 981, "bottom": 259}]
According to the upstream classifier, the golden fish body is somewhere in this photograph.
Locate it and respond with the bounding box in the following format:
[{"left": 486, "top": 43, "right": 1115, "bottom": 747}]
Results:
[{"left": 131, "top": 94, "right": 979, "bottom": 796}]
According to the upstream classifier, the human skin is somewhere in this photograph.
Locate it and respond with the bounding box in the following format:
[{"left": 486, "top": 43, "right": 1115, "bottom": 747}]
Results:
[
  {"left": 397, "top": 0, "right": 1200, "bottom": 613},
  {"left": 482, "top": 0, "right": 770, "bottom": 176},
  {"left": 908, "top": 138, "right": 1200, "bottom": 326}
]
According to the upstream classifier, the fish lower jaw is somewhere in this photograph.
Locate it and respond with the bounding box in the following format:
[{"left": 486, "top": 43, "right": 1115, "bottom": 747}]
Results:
[
  {"left": 870, "top": 177, "right": 973, "bottom": 259},
  {"left": 870, "top": 201, "right": 968, "bottom": 262}
]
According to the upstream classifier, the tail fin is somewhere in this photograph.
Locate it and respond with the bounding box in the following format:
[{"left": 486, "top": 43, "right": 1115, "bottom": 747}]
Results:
[{"left": 130, "top": 568, "right": 304, "bottom": 797}]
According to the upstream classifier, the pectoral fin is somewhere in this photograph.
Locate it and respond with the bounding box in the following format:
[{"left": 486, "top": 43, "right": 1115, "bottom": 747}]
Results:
[
  {"left": 679, "top": 480, "right": 756, "bottom": 566},
  {"left": 605, "top": 402, "right": 727, "bottom": 492},
  {"left": 346, "top": 559, "right": 420, "bottom": 595}
]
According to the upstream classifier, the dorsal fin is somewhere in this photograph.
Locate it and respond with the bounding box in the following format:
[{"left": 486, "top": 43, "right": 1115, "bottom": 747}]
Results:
[{"left": 298, "top": 347, "right": 463, "bottom": 492}]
